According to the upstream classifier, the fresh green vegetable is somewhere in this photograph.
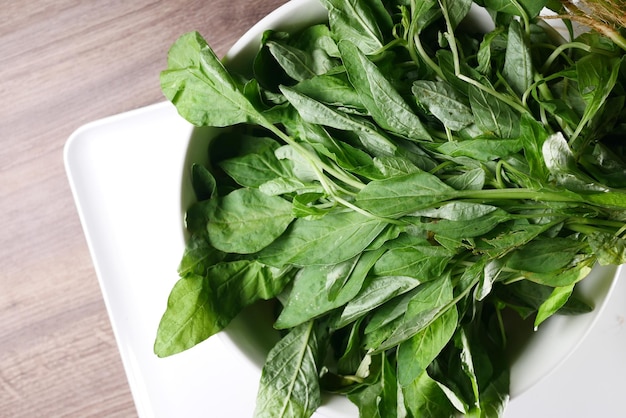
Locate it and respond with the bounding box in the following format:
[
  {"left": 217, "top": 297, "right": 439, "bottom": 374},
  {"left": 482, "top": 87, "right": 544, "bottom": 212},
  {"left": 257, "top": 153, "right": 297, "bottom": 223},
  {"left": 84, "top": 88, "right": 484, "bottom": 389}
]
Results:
[{"left": 155, "top": 0, "right": 626, "bottom": 416}]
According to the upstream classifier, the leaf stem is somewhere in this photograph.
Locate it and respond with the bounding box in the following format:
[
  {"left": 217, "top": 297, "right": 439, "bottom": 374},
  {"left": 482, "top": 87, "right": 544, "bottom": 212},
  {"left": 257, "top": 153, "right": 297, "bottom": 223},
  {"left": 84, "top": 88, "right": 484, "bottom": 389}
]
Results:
[
  {"left": 456, "top": 74, "right": 530, "bottom": 116},
  {"left": 411, "top": 32, "right": 445, "bottom": 80},
  {"left": 437, "top": 0, "right": 460, "bottom": 75},
  {"left": 459, "top": 188, "right": 582, "bottom": 203},
  {"left": 262, "top": 122, "right": 366, "bottom": 192}
]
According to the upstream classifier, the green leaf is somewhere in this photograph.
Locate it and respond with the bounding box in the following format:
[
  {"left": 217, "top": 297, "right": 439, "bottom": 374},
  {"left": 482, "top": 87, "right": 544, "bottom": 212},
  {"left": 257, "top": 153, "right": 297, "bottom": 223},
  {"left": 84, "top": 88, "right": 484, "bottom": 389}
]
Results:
[
  {"left": 502, "top": 19, "right": 533, "bottom": 97},
  {"left": 160, "top": 31, "right": 263, "bottom": 127},
  {"left": 177, "top": 233, "right": 225, "bottom": 277},
  {"left": 336, "top": 275, "right": 423, "bottom": 328},
  {"left": 587, "top": 232, "right": 626, "bottom": 265},
  {"left": 280, "top": 85, "right": 397, "bottom": 156},
  {"left": 154, "top": 261, "right": 290, "bottom": 357},
  {"left": 534, "top": 283, "right": 575, "bottom": 329},
  {"left": 293, "top": 73, "right": 365, "bottom": 112},
  {"left": 325, "top": 255, "right": 361, "bottom": 300},
  {"left": 364, "top": 287, "right": 422, "bottom": 335},
  {"left": 374, "top": 274, "right": 455, "bottom": 352},
  {"left": 320, "top": 0, "right": 392, "bottom": 55},
  {"left": 257, "top": 210, "right": 387, "bottom": 267},
  {"left": 412, "top": 80, "right": 474, "bottom": 131},
  {"left": 191, "top": 163, "right": 217, "bottom": 201},
  {"left": 397, "top": 306, "right": 458, "bottom": 386},
  {"left": 372, "top": 246, "right": 453, "bottom": 278},
  {"left": 218, "top": 136, "right": 291, "bottom": 188},
  {"left": 517, "top": 256, "right": 594, "bottom": 287},
  {"left": 335, "top": 319, "right": 365, "bottom": 375},
  {"left": 542, "top": 132, "right": 613, "bottom": 193},
  {"left": 482, "top": 0, "right": 547, "bottom": 18},
  {"left": 265, "top": 25, "right": 338, "bottom": 81},
  {"left": 267, "top": 40, "right": 320, "bottom": 81},
  {"left": 410, "top": 201, "right": 498, "bottom": 221},
  {"left": 457, "top": 329, "right": 480, "bottom": 407},
  {"left": 506, "top": 237, "right": 582, "bottom": 274},
  {"left": 574, "top": 55, "right": 622, "bottom": 140},
  {"left": 434, "top": 138, "right": 522, "bottom": 161},
  {"left": 206, "top": 188, "right": 294, "bottom": 254},
  {"left": 420, "top": 209, "right": 512, "bottom": 240},
  {"left": 402, "top": 371, "right": 456, "bottom": 417},
  {"left": 356, "top": 171, "right": 457, "bottom": 218},
  {"left": 275, "top": 249, "right": 384, "bottom": 329},
  {"left": 254, "top": 321, "right": 325, "bottom": 418},
  {"left": 518, "top": 114, "right": 551, "bottom": 183},
  {"left": 440, "top": 0, "right": 473, "bottom": 28},
  {"left": 476, "top": 27, "right": 506, "bottom": 75},
  {"left": 339, "top": 40, "right": 432, "bottom": 141},
  {"left": 478, "top": 221, "right": 559, "bottom": 258},
  {"left": 468, "top": 84, "right": 520, "bottom": 138}
]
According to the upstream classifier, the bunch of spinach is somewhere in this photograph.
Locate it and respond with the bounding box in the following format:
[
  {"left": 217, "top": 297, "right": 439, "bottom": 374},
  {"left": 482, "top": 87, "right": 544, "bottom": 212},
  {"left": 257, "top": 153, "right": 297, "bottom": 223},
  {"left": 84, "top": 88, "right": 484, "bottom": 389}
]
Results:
[{"left": 154, "top": 0, "right": 626, "bottom": 416}]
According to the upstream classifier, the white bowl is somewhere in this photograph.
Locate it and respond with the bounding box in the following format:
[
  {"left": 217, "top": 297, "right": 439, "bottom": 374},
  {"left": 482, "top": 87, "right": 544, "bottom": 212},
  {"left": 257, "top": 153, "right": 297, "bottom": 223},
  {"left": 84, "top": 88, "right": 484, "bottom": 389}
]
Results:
[{"left": 180, "top": 1, "right": 620, "bottom": 416}]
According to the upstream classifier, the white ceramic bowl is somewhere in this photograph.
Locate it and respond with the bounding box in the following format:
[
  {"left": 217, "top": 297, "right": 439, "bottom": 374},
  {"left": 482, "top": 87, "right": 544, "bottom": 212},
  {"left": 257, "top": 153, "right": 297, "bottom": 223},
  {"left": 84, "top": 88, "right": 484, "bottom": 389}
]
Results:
[{"left": 180, "top": 1, "right": 620, "bottom": 416}]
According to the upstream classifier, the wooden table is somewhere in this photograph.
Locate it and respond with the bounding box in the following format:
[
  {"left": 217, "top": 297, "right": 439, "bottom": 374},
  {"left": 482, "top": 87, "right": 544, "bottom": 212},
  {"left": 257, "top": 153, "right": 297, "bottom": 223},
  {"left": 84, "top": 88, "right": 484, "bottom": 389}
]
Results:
[{"left": 0, "top": 1, "right": 286, "bottom": 416}]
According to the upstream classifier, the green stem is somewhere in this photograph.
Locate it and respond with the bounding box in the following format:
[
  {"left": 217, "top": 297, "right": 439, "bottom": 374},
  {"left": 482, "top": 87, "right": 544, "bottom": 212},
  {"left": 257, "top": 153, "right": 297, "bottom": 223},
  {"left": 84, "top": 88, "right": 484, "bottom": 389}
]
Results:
[
  {"left": 565, "top": 222, "right": 617, "bottom": 235},
  {"left": 335, "top": 195, "right": 406, "bottom": 226},
  {"left": 411, "top": 32, "right": 445, "bottom": 80},
  {"left": 459, "top": 188, "right": 582, "bottom": 203},
  {"left": 495, "top": 160, "right": 508, "bottom": 189},
  {"left": 263, "top": 123, "right": 366, "bottom": 191},
  {"left": 437, "top": 0, "right": 460, "bottom": 75},
  {"left": 457, "top": 74, "right": 530, "bottom": 116},
  {"left": 540, "top": 42, "right": 592, "bottom": 73},
  {"left": 566, "top": 216, "right": 626, "bottom": 229}
]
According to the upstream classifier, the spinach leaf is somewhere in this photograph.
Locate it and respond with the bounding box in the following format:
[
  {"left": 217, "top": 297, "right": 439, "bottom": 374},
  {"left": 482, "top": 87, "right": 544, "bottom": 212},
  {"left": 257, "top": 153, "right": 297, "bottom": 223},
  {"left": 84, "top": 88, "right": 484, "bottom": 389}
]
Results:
[
  {"left": 435, "top": 138, "right": 522, "bottom": 161},
  {"left": 534, "top": 283, "right": 576, "bottom": 328},
  {"left": 160, "top": 32, "right": 264, "bottom": 127},
  {"left": 320, "top": 0, "right": 392, "bottom": 55},
  {"left": 374, "top": 273, "right": 456, "bottom": 352},
  {"left": 177, "top": 233, "right": 225, "bottom": 277},
  {"left": 274, "top": 248, "right": 384, "bottom": 329},
  {"left": 218, "top": 136, "right": 291, "bottom": 188},
  {"left": 505, "top": 237, "right": 582, "bottom": 274},
  {"left": 265, "top": 25, "right": 338, "bottom": 82},
  {"left": 280, "top": 85, "right": 397, "bottom": 156},
  {"left": 480, "top": 0, "right": 547, "bottom": 18},
  {"left": 588, "top": 232, "right": 626, "bottom": 265},
  {"left": 397, "top": 304, "right": 458, "bottom": 386},
  {"left": 205, "top": 188, "right": 294, "bottom": 254},
  {"left": 356, "top": 171, "right": 457, "bottom": 218},
  {"left": 468, "top": 84, "right": 520, "bottom": 138},
  {"left": 402, "top": 371, "right": 456, "bottom": 417},
  {"left": 339, "top": 40, "right": 432, "bottom": 141},
  {"left": 254, "top": 321, "right": 326, "bottom": 418},
  {"left": 574, "top": 55, "right": 622, "bottom": 142},
  {"left": 154, "top": 260, "right": 291, "bottom": 357},
  {"left": 502, "top": 19, "right": 533, "bottom": 97},
  {"left": 412, "top": 80, "right": 474, "bottom": 131},
  {"left": 292, "top": 73, "right": 365, "bottom": 112},
  {"left": 257, "top": 210, "right": 387, "bottom": 267},
  {"left": 372, "top": 245, "right": 453, "bottom": 278},
  {"left": 336, "top": 275, "right": 423, "bottom": 328}
]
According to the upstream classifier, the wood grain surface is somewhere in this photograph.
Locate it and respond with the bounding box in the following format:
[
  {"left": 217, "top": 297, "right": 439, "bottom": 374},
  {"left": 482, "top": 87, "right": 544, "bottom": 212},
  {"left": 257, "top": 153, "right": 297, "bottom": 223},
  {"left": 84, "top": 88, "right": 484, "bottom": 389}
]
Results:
[{"left": 0, "top": 1, "right": 287, "bottom": 416}]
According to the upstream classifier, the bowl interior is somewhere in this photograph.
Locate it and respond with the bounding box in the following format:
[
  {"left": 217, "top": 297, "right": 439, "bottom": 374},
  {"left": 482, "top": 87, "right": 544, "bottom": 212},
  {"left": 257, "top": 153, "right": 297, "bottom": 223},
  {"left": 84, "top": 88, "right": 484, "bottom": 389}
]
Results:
[{"left": 180, "top": 0, "right": 619, "bottom": 415}]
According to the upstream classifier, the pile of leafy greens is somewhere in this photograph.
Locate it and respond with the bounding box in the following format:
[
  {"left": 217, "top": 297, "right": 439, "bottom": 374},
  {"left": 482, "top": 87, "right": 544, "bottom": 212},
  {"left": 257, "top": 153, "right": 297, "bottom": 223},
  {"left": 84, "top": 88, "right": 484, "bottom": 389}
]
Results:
[{"left": 154, "top": 0, "right": 626, "bottom": 416}]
